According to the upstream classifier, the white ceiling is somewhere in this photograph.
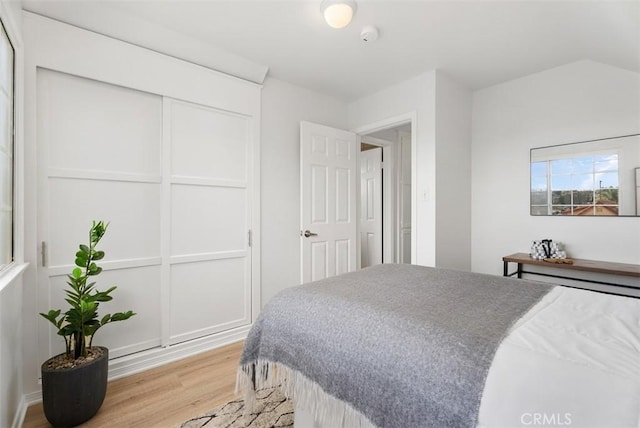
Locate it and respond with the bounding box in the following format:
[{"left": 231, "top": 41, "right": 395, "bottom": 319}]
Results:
[{"left": 22, "top": 0, "right": 640, "bottom": 102}]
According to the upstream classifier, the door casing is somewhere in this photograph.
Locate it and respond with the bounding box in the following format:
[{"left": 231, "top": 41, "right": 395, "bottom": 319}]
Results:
[{"left": 353, "top": 113, "right": 417, "bottom": 265}]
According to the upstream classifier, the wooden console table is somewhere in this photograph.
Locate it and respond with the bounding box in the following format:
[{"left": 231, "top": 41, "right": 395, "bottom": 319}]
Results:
[{"left": 503, "top": 252, "right": 640, "bottom": 295}]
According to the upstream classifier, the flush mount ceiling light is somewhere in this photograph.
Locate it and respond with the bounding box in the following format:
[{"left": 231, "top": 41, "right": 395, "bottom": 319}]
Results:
[{"left": 321, "top": 0, "right": 357, "bottom": 29}]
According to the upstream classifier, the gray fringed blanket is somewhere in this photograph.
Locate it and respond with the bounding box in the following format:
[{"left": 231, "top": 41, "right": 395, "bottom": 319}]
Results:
[{"left": 238, "top": 264, "right": 552, "bottom": 428}]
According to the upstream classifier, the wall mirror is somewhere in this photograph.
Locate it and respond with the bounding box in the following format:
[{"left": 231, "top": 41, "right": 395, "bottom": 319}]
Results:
[{"left": 530, "top": 134, "right": 640, "bottom": 216}]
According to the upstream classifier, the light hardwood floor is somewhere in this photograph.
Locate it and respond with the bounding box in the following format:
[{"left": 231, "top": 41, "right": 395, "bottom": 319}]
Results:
[{"left": 23, "top": 341, "right": 244, "bottom": 428}]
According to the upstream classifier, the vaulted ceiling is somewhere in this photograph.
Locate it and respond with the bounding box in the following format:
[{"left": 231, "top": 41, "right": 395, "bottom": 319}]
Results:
[{"left": 23, "top": 1, "right": 640, "bottom": 102}]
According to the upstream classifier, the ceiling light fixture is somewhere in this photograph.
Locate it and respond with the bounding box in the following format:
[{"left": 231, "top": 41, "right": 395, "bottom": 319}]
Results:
[{"left": 321, "top": 0, "right": 357, "bottom": 29}]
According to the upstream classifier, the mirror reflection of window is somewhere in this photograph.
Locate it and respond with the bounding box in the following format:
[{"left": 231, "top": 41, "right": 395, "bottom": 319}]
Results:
[
  {"left": 531, "top": 153, "right": 619, "bottom": 216},
  {"left": 531, "top": 134, "right": 639, "bottom": 217},
  {"left": 530, "top": 162, "right": 548, "bottom": 215}
]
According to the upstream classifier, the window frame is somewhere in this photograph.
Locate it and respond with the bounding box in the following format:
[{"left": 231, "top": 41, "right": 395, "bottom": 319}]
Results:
[
  {"left": 0, "top": 5, "right": 24, "bottom": 286},
  {"left": 0, "top": 15, "right": 15, "bottom": 272}
]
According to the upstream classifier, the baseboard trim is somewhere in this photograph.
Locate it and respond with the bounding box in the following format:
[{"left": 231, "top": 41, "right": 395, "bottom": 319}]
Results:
[
  {"left": 24, "top": 325, "right": 250, "bottom": 405},
  {"left": 108, "top": 325, "right": 251, "bottom": 381},
  {"left": 12, "top": 395, "right": 27, "bottom": 428}
]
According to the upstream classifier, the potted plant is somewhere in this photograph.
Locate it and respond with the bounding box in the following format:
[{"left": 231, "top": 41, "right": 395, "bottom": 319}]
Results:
[{"left": 40, "top": 221, "right": 135, "bottom": 427}]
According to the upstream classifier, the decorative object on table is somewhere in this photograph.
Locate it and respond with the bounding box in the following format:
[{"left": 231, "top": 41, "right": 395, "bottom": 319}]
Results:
[
  {"left": 39, "top": 221, "right": 136, "bottom": 427},
  {"left": 530, "top": 239, "right": 567, "bottom": 260}
]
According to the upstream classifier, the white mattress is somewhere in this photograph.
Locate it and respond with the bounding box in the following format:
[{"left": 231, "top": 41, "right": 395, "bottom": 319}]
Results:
[{"left": 478, "top": 287, "right": 640, "bottom": 428}]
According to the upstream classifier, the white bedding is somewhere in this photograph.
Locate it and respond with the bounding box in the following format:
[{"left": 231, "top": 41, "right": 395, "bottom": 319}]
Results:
[
  {"left": 296, "top": 286, "right": 640, "bottom": 428},
  {"left": 478, "top": 287, "right": 640, "bottom": 428}
]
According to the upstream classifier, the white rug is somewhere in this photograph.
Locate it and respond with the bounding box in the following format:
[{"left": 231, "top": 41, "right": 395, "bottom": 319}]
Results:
[{"left": 180, "top": 386, "right": 293, "bottom": 428}]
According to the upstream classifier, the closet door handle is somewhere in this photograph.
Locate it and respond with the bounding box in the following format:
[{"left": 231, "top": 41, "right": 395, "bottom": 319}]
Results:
[{"left": 302, "top": 230, "right": 318, "bottom": 238}]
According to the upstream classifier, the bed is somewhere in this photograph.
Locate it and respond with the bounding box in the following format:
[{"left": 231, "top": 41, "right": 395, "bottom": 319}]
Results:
[{"left": 237, "top": 264, "right": 640, "bottom": 428}]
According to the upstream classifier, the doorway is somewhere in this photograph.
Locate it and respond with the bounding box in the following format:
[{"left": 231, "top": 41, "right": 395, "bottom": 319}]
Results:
[
  {"left": 299, "top": 116, "right": 415, "bottom": 283},
  {"left": 359, "top": 123, "right": 412, "bottom": 266}
]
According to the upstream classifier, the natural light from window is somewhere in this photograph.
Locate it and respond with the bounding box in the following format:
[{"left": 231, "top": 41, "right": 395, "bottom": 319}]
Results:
[{"left": 0, "top": 17, "right": 14, "bottom": 270}]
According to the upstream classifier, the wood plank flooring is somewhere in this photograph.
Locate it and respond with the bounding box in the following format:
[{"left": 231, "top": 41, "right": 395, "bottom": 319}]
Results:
[{"left": 23, "top": 341, "right": 244, "bottom": 428}]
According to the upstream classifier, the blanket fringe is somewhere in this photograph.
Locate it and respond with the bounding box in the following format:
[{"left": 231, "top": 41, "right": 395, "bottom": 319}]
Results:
[{"left": 237, "top": 360, "right": 377, "bottom": 428}]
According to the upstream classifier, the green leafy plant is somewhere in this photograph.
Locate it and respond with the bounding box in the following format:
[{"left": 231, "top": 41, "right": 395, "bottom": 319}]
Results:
[{"left": 40, "top": 221, "right": 135, "bottom": 360}]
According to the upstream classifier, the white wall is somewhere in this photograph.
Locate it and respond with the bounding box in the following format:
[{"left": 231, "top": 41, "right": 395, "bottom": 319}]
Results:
[
  {"left": 0, "top": 1, "right": 24, "bottom": 427},
  {"left": 260, "top": 77, "right": 348, "bottom": 306},
  {"left": 21, "top": 1, "right": 268, "bottom": 84},
  {"left": 348, "top": 70, "right": 472, "bottom": 270},
  {"left": 472, "top": 61, "right": 640, "bottom": 278},
  {"left": 434, "top": 73, "right": 472, "bottom": 270},
  {"left": 261, "top": 71, "right": 471, "bottom": 305},
  {"left": 0, "top": 271, "right": 24, "bottom": 428},
  {"left": 349, "top": 72, "right": 437, "bottom": 266}
]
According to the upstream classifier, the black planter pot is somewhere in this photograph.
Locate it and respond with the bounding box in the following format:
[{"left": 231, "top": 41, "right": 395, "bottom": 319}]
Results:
[{"left": 41, "top": 347, "right": 109, "bottom": 427}]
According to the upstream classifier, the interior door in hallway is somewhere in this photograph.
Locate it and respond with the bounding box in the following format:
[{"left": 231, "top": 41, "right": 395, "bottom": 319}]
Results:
[
  {"left": 398, "top": 130, "right": 412, "bottom": 264},
  {"left": 360, "top": 147, "right": 382, "bottom": 268}
]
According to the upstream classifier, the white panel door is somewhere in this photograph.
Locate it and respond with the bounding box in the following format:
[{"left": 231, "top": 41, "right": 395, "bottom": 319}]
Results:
[
  {"left": 360, "top": 148, "right": 383, "bottom": 268},
  {"left": 300, "top": 121, "right": 357, "bottom": 283},
  {"left": 398, "top": 130, "right": 412, "bottom": 264},
  {"left": 36, "top": 70, "right": 254, "bottom": 360},
  {"left": 37, "top": 69, "right": 163, "bottom": 359},
  {"left": 166, "top": 98, "right": 252, "bottom": 344}
]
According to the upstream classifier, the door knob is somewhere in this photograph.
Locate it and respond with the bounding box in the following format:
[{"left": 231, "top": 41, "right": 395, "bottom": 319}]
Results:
[{"left": 302, "top": 230, "right": 318, "bottom": 238}]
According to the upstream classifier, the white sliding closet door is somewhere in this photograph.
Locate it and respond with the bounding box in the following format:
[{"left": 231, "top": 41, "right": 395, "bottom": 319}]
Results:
[
  {"left": 37, "top": 71, "right": 253, "bottom": 359},
  {"left": 26, "top": 12, "right": 260, "bottom": 390},
  {"left": 166, "top": 99, "right": 252, "bottom": 344},
  {"left": 37, "top": 69, "right": 163, "bottom": 358}
]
